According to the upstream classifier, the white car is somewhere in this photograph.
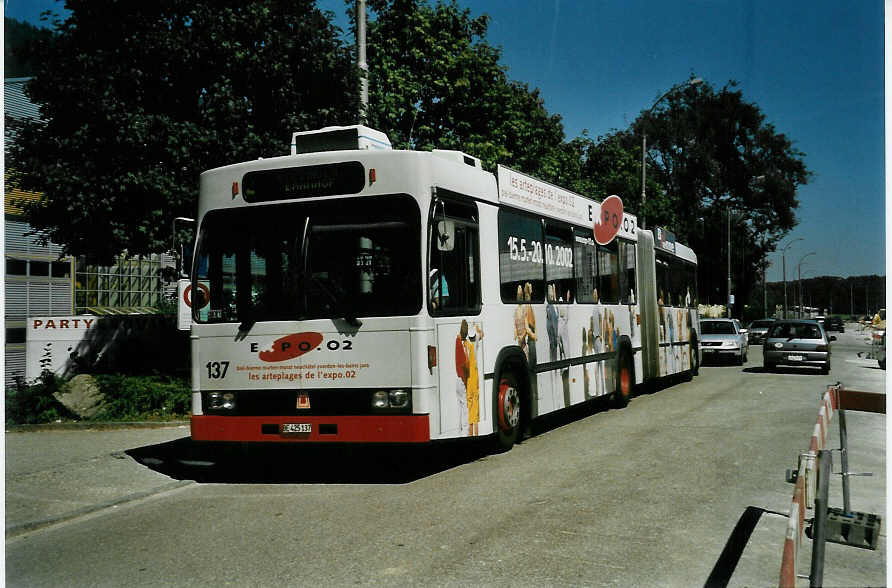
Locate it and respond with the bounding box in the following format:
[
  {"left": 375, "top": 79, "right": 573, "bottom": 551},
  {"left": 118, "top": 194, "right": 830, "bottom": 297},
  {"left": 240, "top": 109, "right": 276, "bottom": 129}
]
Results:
[{"left": 699, "top": 318, "right": 749, "bottom": 365}]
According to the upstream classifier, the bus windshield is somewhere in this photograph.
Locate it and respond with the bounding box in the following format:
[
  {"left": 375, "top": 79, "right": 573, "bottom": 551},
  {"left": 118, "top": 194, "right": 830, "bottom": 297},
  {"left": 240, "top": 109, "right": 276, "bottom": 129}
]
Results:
[{"left": 194, "top": 194, "right": 422, "bottom": 324}]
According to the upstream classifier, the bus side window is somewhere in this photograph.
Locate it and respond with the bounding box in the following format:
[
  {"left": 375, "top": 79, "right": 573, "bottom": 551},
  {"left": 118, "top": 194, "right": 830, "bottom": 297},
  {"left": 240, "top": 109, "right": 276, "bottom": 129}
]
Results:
[
  {"left": 573, "top": 230, "right": 597, "bottom": 303},
  {"left": 429, "top": 195, "right": 481, "bottom": 315},
  {"left": 597, "top": 241, "right": 619, "bottom": 304},
  {"left": 544, "top": 222, "right": 574, "bottom": 303},
  {"left": 619, "top": 240, "right": 636, "bottom": 304},
  {"left": 498, "top": 209, "right": 545, "bottom": 304}
]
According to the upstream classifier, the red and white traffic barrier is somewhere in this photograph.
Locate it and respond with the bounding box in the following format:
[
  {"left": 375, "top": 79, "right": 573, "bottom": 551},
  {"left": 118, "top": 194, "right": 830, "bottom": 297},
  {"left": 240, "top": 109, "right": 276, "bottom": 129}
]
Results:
[{"left": 779, "top": 385, "right": 839, "bottom": 588}]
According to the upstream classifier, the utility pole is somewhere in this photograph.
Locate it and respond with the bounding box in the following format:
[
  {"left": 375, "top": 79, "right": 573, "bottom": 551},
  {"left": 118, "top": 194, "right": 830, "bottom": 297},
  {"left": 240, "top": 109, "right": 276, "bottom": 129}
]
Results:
[
  {"left": 727, "top": 207, "right": 731, "bottom": 318},
  {"left": 357, "top": 0, "right": 369, "bottom": 125}
]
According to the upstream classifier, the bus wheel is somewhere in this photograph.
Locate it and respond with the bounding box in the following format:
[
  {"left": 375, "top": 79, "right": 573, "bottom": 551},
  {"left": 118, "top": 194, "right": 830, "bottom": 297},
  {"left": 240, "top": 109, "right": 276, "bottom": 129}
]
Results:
[
  {"left": 493, "top": 372, "right": 521, "bottom": 452},
  {"left": 612, "top": 352, "right": 633, "bottom": 409}
]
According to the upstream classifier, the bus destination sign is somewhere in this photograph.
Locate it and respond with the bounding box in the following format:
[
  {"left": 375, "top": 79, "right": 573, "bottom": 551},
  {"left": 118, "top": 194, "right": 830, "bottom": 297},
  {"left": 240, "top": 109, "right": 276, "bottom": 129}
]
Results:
[{"left": 242, "top": 161, "right": 365, "bottom": 202}]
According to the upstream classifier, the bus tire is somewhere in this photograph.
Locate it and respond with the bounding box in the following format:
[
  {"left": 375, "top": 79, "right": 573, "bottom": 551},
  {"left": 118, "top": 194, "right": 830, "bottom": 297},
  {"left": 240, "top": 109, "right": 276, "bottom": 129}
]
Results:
[
  {"left": 492, "top": 370, "right": 522, "bottom": 452},
  {"left": 612, "top": 351, "right": 633, "bottom": 409}
]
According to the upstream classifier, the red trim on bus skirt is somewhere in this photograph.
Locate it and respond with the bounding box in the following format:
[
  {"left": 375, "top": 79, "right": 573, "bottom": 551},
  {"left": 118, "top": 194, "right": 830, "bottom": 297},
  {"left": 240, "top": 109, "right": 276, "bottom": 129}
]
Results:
[{"left": 191, "top": 414, "right": 431, "bottom": 443}]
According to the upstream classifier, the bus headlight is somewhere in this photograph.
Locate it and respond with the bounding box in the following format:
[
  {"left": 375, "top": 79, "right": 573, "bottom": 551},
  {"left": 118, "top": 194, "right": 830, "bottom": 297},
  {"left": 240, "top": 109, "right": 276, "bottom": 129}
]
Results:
[
  {"left": 372, "top": 391, "right": 389, "bottom": 409},
  {"left": 371, "top": 389, "right": 410, "bottom": 410},
  {"left": 389, "top": 389, "right": 409, "bottom": 408},
  {"left": 207, "top": 391, "right": 236, "bottom": 410}
]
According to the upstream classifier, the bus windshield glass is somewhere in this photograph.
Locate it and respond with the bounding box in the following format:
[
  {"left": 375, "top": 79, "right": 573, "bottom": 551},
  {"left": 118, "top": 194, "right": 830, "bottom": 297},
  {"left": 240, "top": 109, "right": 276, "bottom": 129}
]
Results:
[{"left": 194, "top": 194, "right": 422, "bottom": 323}]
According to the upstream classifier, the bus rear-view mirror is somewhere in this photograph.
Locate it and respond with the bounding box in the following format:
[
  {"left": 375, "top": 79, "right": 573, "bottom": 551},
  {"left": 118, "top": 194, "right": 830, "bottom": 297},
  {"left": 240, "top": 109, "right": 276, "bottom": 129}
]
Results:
[{"left": 436, "top": 220, "right": 455, "bottom": 252}]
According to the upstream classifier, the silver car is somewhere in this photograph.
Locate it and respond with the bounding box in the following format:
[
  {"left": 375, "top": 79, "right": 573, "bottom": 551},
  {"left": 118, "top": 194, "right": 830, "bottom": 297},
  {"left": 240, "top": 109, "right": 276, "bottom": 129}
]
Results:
[
  {"left": 747, "top": 319, "right": 776, "bottom": 345},
  {"left": 700, "top": 318, "right": 749, "bottom": 365},
  {"left": 763, "top": 319, "right": 835, "bottom": 374}
]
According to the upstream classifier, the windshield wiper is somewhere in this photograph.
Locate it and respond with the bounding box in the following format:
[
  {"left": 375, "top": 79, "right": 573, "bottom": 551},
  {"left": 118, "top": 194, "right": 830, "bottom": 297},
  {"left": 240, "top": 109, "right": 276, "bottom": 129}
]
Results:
[{"left": 310, "top": 276, "right": 362, "bottom": 328}]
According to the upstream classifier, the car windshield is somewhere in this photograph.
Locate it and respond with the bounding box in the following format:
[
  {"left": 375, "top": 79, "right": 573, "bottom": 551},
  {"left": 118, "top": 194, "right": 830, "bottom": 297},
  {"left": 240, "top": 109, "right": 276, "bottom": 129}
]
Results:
[
  {"left": 768, "top": 323, "right": 823, "bottom": 340},
  {"left": 751, "top": 320, "right": 774, "bottom": 328},
  {"left": 701, "top": 321, "right": 736, "bottom": 335},
  {"left": 194, "top": 194, "right": 422, "bottom": 323}
]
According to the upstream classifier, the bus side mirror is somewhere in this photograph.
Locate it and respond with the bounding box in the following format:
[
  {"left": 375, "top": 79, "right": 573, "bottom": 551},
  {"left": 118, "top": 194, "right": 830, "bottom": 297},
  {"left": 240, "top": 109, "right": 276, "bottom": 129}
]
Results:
[
  {"left": 436, "top": 220, "right": 455, "bottom": 252},
  {"left": 177, "top": 279, "right": 194, "bottom": 331}
]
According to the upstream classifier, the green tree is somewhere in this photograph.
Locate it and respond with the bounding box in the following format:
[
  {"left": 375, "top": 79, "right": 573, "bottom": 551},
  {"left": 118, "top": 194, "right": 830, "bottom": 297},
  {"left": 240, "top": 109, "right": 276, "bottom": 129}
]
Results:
[
  {"left": 363, "top": 0, "right": 566, "bottom": 178},
  {"left": 619, "top": 79, "right": 809, "bottom": 312},
  {"left": 4, "top": 18, "right": 53, "bottom": 78},
  {"left": 7, "top": 0, "right": 357, "bottom": 262}
]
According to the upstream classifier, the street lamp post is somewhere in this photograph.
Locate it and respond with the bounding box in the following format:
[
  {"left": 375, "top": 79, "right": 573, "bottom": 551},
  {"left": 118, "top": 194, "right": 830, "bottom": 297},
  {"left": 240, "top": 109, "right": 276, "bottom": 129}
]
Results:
[
  {"left": 797, "top": 252, "right": 815, "bottom": 318},
  {"left": 780, "top": 238, "right": 803, "bottom": 318},
  {"left": 640, "top": 78, "right": 702, "bottom": 229}
]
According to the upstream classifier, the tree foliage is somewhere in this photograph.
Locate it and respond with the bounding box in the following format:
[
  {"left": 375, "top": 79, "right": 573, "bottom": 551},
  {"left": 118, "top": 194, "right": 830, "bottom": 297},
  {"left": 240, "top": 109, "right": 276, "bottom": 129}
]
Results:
[
  {"left": 7, "top": 0, "right": 357, "bottom": 262},
  {"left": 363, "top": 0, "right": 566, "bottom": 178},
  {"left": 4, "top": 17, "right": 53, "bottom": 78}
]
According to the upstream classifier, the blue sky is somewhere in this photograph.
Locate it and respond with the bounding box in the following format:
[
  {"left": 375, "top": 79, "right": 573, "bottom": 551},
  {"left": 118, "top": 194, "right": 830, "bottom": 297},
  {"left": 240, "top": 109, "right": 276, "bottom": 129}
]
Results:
[{"left": 7, "top": 0, "right": 885, "bottom": 281}]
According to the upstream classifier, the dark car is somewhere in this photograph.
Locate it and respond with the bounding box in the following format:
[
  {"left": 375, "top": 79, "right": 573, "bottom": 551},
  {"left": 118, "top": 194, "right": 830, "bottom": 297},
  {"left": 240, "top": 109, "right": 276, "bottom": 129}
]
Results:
[
  {"left": 763, "top": 319, "right": 836, "bottom": 374},
  {"left": 824, "top": 316, "right": 845, "bottom": 333},
  {"left": 746, "top": 319, "right": 775, "bottom": 344}
]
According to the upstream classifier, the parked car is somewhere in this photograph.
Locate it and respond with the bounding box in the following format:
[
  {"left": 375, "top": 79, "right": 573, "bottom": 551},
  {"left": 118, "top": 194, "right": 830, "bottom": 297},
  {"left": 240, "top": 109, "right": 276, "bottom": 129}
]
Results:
[
  {"left": 824, "top": 316, "right": 845, "bottom": 332},
  {"left": 746, "top": 319, "right": 776, "bottom": 344},
  {"left": 763, "top": 319, "right": 835, "bottom": 374},
  {"left": 699, "top": 318, "right": 748, "bottom": 365}
]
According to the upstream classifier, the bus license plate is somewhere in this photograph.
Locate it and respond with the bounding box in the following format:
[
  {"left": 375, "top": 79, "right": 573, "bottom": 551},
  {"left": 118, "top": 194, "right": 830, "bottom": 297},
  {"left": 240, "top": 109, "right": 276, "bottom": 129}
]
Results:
[
  {"left": 788, "top": 355, "right": 803, "bottom": 361},
  {"left": 281, "top": 423, "right": 312, "bottom": 434}
]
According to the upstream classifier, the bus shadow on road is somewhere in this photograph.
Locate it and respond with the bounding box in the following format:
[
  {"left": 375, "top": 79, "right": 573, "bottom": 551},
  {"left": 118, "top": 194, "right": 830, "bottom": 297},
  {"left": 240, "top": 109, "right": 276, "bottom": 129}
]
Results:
[
  {"left": 125, "top": 382, "right": 677, "bottom": 484},
  {"left": 125, "top": 437, "right": 491, "bottom": 484}
]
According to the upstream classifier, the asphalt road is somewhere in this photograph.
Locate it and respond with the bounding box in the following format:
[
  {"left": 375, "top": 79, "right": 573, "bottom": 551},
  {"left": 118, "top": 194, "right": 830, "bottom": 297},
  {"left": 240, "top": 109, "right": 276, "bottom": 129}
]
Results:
[{"left": 6, "top": 324, "right": 885, "bottom": 587}]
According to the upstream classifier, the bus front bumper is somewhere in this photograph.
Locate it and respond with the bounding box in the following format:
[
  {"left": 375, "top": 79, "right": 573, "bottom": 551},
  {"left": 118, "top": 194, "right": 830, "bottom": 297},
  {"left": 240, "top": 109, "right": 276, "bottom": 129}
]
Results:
[{"left": 191, "top": 414, "right": 431, "bottom": 443}]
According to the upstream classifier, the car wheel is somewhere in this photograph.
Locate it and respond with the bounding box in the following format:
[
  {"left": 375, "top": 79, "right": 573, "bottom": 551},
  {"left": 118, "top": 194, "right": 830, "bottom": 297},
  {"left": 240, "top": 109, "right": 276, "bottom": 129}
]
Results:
[
  {"left": 765, "top": 362, "right": 775, "bottom": 372},
  {"left": 820, "top": 366, "right": 830, "bottom": 375}
]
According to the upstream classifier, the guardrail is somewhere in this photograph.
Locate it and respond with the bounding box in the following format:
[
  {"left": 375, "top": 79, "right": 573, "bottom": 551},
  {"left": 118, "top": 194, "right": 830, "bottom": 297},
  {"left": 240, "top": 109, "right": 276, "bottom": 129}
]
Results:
[{"left": 779, "top": 383, "right": 884, "bottom": 588}]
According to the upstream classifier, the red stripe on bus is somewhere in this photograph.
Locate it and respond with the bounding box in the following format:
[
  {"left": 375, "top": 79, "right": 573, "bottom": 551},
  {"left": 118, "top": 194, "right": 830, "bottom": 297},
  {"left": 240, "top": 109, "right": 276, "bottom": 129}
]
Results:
[{"left": 191, "top": 414, "right": 430, "bottom": 443}]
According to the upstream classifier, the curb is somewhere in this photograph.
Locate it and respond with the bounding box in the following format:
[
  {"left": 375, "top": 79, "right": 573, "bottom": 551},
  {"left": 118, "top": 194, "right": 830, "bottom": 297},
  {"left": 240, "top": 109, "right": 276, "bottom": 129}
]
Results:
[
  {"left": 5, "top": 479, "right": 194, "bottom": 539},
  {"left": 6, "top": 421, "right": 190, "bottom": 433}
]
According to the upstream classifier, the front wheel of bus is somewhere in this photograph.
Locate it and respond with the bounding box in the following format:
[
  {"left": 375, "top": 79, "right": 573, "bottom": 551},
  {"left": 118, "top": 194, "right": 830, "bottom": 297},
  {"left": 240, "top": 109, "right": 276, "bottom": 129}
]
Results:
[{"left": 493, "top": 372, "right": 521, "bottom": 452}]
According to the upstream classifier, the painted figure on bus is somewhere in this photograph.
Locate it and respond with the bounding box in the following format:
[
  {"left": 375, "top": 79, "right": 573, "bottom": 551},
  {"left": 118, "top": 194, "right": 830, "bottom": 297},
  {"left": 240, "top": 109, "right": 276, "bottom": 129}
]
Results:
[
  {"left": 666, "top": 305, "right": 676, "bottom": 373},
  {"left": 558, "top": 289, "right": 571, "bottom": 407},
  {"left": 465, "top": 322, "right": 483, "bottom": 436},
  {"left": 591, "top": 289, "right": 606, "bottom": 397},
  {"left": 546, "top": 284, "right": 560, "bottom": 404},
  {"left": 546, "top": 284, "right": 559, "bottom": 363},
  {"left": 455, "top": 319, "right": 469, "bottom": 433},
  {"left": 523, "top": 282, "right": 537, "bottom": 373},
  {"left": 582, "top": 327, "right": 592, "bottom": 399}
]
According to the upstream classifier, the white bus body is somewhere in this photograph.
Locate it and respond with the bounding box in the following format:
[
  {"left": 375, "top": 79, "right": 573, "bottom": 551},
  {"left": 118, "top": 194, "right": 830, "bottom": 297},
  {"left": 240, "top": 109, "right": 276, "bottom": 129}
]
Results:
[{"left": 184, "top": 126, "right": 699, "bottom": 447}]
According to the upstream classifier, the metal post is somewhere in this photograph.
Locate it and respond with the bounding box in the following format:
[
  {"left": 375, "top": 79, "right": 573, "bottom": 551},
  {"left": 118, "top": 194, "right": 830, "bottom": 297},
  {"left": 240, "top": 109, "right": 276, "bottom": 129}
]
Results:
[
  {"left": 641, "top": 132, "right": 647, "bottom": 229},
  {"left": 357, "top": 0, "right": 369, "bottom": 125},
  {"left": 783, "top": 254, "right": 787, "bottom": 319},
  {"left": 809, "top": 449, "right": 831, "bottom": 588},
  {"left": 727, "top": 207, "right": 731, "bottom": 318},
  {"left": 838, "top": 409, "right": 851, "bottom": 514}
]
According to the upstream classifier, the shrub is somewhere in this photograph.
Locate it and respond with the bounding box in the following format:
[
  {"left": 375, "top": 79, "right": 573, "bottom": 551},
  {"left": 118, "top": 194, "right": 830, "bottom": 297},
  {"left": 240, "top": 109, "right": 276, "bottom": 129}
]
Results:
[
  {"left": 93, "top": 374, "right": 191, "bottom": 421},
  {"left": 5, "top": 372, "right": 191, "bottom": 424},
  {"left": 5, "top": 371, "right": 75, "bottom": 425}
]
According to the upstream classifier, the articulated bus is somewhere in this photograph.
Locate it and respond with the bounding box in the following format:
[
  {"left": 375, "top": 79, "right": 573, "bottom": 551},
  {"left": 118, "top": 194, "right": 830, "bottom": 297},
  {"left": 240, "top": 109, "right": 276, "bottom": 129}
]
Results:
[{"left": 181, "top": 125, "right": 700, "bottom": 450}]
